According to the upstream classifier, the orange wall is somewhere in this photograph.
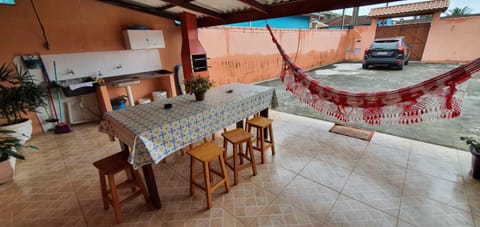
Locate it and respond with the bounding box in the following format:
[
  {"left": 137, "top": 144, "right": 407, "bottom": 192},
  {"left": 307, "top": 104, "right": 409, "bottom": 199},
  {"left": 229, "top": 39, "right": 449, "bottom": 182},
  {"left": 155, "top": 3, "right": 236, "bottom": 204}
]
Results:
[
  {"left": 199, "top": 27, "right": 348, "bottom": 85},
  {"left": 0, "top": 0, "right": 182, "bottom": 134},
  {"left": 344, "top": 21, "right": 378, "bottom": 61},
  {"left": 423, "top": 14, "right": 480, "bottom": 62}
]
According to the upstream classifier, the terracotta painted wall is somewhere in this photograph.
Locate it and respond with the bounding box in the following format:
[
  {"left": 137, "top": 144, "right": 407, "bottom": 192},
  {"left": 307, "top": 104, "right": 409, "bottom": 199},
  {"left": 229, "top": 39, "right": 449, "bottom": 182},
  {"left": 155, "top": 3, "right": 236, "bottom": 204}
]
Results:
[
  {"left": 0, "top": 0, "right": 182, "bottom": 134},
  {"left": 198, "top": 27, "right": 348, "bottom": 85},
  {"left": 423, "top": 14, "right": 480, "bottom": 62},
  {"left": 344, "top": 21, "right": 378, "bottom": 61}
]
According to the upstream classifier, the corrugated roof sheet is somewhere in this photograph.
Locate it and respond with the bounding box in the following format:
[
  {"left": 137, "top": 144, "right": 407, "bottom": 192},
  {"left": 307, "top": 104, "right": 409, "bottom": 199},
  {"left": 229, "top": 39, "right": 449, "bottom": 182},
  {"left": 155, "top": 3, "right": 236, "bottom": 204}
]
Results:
[{"left": 368, "top": 0, "right": 449, "bottom": 18}]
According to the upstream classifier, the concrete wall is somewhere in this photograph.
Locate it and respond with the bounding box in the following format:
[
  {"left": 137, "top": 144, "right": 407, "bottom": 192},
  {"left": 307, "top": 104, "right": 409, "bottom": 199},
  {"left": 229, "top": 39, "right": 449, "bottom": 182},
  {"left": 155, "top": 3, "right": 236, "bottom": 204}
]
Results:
[
  {"left": 199, "top": 27, "right": 348, "bottom": 85},
  {"left": 0, "top": 0, "right": 182, "bottom": 134},
  {"left": 423, "top": 13, "right": 480, "bottom": 62}
]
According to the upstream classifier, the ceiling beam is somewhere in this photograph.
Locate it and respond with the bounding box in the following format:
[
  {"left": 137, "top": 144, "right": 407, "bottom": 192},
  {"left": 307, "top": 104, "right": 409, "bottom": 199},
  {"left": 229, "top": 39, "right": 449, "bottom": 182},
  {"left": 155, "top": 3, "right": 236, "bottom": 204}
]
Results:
[
  {"left": 98, "top": 0, "right": 178, "bottom": 20},
  {"left": 162, "top": 0, "right": 224, "bottom": 20},
  {"left": 156, "top": 4, "right": 176, "bottom": 11},
  {"left": 198, "top": 0, "right": 402, "bottom": 27},
  {"left": 237, "top": 0, "right": 269, "bottom": 14}
]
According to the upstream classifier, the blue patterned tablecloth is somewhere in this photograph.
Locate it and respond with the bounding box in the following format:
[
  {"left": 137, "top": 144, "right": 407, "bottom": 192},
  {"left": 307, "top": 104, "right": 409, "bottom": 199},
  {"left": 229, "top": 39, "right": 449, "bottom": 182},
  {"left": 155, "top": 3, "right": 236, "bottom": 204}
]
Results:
[{"left": 99, "top": 83, "right": 277, "bottom": 168}]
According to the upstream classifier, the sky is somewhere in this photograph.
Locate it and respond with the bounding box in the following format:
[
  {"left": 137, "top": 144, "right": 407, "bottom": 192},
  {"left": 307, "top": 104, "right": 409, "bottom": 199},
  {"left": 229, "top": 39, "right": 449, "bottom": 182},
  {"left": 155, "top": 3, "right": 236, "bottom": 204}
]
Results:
[{"left": 332, "top": 0, "right": 480, "bottom": 16}]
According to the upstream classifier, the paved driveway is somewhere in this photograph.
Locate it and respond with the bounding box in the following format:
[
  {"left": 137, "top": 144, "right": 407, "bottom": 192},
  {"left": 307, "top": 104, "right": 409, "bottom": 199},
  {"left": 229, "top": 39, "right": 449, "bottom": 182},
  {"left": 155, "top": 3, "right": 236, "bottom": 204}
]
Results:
[{"left": 258, "top": 62, "right": 480, "bottom": 150}]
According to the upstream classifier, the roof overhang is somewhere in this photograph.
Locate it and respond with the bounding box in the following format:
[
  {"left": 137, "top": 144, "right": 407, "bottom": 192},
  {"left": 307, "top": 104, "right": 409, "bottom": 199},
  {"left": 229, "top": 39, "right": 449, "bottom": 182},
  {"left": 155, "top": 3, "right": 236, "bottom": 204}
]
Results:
[{"left": 98, "top": 0, "right": 403, "bottom": 27}]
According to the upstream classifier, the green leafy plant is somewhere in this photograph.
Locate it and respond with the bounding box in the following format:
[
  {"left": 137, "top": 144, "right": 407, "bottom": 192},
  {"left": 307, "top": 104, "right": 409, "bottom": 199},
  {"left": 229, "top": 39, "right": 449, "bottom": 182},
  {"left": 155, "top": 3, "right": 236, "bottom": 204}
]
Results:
[
  {"left": 460, "top": 136, "right": 480, "bottom": 150},
  {"left": 0, "top": 63, "right": 48, "bottom": 125},
  {"left": 0, "top": 129, "right": 37, "bottom": 162},
  {"left": 184, "top": 75, "right": 214, "bottom": 94}
]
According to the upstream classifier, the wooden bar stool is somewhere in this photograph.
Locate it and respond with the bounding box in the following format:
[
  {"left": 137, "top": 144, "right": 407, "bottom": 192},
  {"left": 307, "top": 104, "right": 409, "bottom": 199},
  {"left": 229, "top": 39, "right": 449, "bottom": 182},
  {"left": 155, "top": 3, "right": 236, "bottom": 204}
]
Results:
[
  {"left": 222, "top": 128, "right": 257, "bottom": 185},
  {"left": 93, "top": 151, "right": 149, "bottom": 224},
  {"left": 188, "top": 142, "right": 230, "bottom": 209},
  {"left": 246, "top": 116, "right": 275, "bottom": 164}
]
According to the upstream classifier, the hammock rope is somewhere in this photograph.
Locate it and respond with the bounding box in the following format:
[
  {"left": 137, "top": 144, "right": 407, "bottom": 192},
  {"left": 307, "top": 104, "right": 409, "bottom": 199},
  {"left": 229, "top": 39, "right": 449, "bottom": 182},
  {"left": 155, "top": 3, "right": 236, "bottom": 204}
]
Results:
[{"left": 266, "top": 25, "right": 480, "bottom": 125}]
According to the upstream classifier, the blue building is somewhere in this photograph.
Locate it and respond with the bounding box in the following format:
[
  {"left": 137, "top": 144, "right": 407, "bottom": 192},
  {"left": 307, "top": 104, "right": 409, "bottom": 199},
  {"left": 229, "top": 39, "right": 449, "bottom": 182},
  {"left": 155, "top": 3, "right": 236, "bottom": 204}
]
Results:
[{"left": 227, "top": 15, "right": 311, "bottom": 29}]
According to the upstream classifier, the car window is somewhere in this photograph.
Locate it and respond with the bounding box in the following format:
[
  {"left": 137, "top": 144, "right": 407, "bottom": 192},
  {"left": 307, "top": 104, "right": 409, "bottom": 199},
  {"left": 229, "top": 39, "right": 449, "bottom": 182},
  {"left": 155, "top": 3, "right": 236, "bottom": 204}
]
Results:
[{"left": 371, "top": 40, "right": 398, "bottom": 49}]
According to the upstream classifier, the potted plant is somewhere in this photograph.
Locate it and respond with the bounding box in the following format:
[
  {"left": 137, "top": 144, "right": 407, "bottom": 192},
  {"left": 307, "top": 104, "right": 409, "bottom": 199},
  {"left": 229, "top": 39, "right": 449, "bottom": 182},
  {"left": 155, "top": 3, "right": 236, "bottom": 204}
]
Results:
[
  {"left": 460, "top": 136, "right": 480, "bottom": 179},
  {"left": 0, "top": 129, "right": 37, "bottom": 184},
  {"left": 0, "top": 63, "right": 48, "bottom": 143},
  {"left": 184, "top": 75, "right": 214, "bottom": 101}
]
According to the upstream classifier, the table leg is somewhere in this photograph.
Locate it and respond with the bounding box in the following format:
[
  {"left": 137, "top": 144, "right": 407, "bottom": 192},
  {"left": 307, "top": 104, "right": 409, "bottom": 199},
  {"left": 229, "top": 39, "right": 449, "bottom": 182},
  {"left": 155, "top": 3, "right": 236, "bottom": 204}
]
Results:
[
  {"left": 142, "top": 164, "right": 162, "bottom": 209},
  {"left": 236, "top": 120, "right": 244, "bottom": 129},
  {"left": 120, "top": 142, "right": 162, "bottom": 209},
  {"left": 260, "top": 108, "right": 269, "bottom": 138}
]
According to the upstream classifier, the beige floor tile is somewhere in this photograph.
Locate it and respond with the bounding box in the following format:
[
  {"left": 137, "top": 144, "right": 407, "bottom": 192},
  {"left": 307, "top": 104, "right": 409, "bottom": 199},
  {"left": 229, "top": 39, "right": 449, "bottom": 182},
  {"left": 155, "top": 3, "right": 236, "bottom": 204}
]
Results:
[
  {"left": 0, "top": 194, "right": 14, "bottom": 225},
  {"left": 239, "top": 164, "right": 296, "bottom": 196},
  {"left": 7, "top": 112, "right": 480, "bottom": 226},
  {"left": 299, "top": 159, "right": 351, "bottom": 192},
  {"left": 370, "top": 132, "right": 412, "bottom": 151},
  {"left": 407, "top": 150, "right": 464, "bottom": 184},
  {"left": 254, "top": 200, "right": 324, "bottom": 226},
  {"left": 276, "top": 132, "right": 324, "bottom": 158},
  {"left": 324, "top": 134, "right": 369, "bottom": 153},
  {"left": 403, "top": 170, "right": 470, "bottom": 212},
  {"left": 214, "top": 182, "right": 275, "bottom": 226},
  {"left": 473, "top": 214, "right": 480, "bottom": 227},
  {"left": 364, "top": 143, "right": 410, "bottom": 168},
  {"left": 322, "top": 194, "right": 397, "bottom": 227},
  {"left": 354, "top": 157, "right": 407, "bottom": 188},
  {"left": 263, "top": 142, "right": 313, "bottom": 173},
  {"left": 399, "top": 195, "right": 473, "bottom": 227},
  {"left": 397, "top": 219, "right": 417, "bottom": 227},
  {"left": 13, "top": 191, "right": 84, "bottom": 221},
  {"left": 272, "top": 175, "right": 338, "bottom": 220},
  {"left": 80, "top": 196, "right": 154, "bottom": 226},
  {"left": 160, "top": 206, "right": 245, "bottom": 227},
  {"left": 342, "top": 172, "right": 402, "bottom": 217},
  {"left": 466, "top": 182, "right": 480, "bottom": 216},
  {"left": 0, "top": 219, "right": 11, "bottom": 227},
  {"left": 315, "top": 141, "right": 365, "bottom": 170},
  {"left": 13, "top": 217, "right": 87, "bottom": 227}
]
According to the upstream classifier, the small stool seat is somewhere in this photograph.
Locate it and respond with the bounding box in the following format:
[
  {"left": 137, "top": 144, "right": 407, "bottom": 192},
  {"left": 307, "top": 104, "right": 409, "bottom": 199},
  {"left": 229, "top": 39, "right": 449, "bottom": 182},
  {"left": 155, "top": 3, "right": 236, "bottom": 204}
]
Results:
[
  {"left": 222, "top": 128, "right": 257, "bottom": 185},
  {"left": 93, "top": 151, "right": 149, "bottom": 224},
  {"left": 188, "top": 142, "right": 230, "bottom": 209},
  {"left": 246, "top": 116, "right": 275, "bottom": 164}
]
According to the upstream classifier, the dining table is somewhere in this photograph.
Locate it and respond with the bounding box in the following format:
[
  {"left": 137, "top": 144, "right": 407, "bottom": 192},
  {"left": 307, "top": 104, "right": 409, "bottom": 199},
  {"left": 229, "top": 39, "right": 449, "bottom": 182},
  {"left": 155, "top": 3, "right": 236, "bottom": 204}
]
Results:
[{"left": 99, "top": 83, "right": 278, "bottom": 209}]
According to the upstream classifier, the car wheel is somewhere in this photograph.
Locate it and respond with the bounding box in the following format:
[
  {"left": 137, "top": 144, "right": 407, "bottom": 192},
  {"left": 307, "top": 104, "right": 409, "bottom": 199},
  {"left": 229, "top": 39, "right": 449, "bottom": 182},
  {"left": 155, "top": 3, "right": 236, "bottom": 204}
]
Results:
[
  {"left": 362, "top": 63, "right": 369, "bottom": 69},
  {"left": 398, "top": 62, "right": 404, "bottom": 70}
]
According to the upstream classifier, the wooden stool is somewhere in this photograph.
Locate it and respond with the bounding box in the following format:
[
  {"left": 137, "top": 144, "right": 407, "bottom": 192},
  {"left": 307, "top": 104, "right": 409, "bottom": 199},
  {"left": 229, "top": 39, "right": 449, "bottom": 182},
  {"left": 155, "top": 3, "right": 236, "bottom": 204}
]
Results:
[
  {"left": 93, "top": 152, "right": 149, "bottom": 224},
  {"left": 246, "top": 116, "right": 275, "bottom": 164},
  {"left": 222, "top": 128, "right": 257, "bottom": 185},
  {"left": 188, "top": 142, "right": 230, "bottom": 209}
]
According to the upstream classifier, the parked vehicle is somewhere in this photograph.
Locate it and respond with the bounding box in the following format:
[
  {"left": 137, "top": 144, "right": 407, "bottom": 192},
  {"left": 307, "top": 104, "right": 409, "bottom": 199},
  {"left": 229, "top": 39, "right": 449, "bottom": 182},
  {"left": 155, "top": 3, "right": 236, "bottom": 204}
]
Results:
[{"left": 363, "top": 37, "right": 412, "bottom": 70}]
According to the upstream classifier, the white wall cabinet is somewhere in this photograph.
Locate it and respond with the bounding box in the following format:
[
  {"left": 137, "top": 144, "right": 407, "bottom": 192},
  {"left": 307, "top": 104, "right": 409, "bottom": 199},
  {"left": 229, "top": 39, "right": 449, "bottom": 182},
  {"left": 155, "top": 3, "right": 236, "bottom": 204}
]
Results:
[{"left": 123, "top": 30, "right": 165, "bottom": 49}]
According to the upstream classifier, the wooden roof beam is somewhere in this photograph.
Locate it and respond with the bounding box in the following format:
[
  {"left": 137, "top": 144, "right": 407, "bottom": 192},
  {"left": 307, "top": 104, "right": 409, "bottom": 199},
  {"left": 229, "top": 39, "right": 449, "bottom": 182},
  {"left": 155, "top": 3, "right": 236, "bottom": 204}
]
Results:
[
  {"left": 162, "top": 0, "right": 224, "bottom": 20},
  {"left": 99, "top": 0, "right": 178, "bottom": 20},
  {"left": 238, "top": 0, "right": 269, "bottom": 14}
]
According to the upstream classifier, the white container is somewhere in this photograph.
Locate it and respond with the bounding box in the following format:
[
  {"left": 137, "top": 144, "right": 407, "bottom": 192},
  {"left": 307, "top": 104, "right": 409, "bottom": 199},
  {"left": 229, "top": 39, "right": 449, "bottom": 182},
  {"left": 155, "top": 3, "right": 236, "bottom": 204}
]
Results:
[
  {"left": 138, "top": 98, "right": 151, "bottom": 104},
  {"left": 152, "top": 91, "right": 167, "bottom": 102}
]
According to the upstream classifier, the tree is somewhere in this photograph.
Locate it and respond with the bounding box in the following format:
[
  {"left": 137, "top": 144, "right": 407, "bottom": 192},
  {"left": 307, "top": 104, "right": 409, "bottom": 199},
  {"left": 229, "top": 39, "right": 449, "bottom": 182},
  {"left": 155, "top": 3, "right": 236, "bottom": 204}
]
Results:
[{"left": 447, "top": 6, "right": 473, "bottom": 16}]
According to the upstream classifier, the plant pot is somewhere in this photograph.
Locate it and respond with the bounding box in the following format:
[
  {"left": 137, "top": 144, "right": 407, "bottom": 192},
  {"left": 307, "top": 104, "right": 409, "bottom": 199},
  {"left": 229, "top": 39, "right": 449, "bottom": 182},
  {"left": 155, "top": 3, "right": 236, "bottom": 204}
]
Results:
[
  {"left": 0, "top": 157, "right": 15, "bottom": 184},
  {"left": 195, "top": 92, "right": 206, "bottom": 101},
  {"left": 470, "top": 145, "right": 480, "bottom": 179},
  {"left": 0, "top": 119, "right": 32, "bottom": 144}
]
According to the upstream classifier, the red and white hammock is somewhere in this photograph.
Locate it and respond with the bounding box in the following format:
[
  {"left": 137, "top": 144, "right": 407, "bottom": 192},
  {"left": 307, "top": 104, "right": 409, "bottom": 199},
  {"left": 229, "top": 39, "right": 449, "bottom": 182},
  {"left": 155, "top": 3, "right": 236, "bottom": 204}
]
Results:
[{"left": 266, "top": 25, "right": 480, "bottom": 125}]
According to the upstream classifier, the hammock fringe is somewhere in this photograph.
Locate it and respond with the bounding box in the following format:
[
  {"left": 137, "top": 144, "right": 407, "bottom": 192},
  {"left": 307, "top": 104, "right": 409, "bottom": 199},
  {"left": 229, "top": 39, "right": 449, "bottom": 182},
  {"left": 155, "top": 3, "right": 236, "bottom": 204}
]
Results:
[{"left": 267, "top": 25, "right": 480, "bottom": 125}]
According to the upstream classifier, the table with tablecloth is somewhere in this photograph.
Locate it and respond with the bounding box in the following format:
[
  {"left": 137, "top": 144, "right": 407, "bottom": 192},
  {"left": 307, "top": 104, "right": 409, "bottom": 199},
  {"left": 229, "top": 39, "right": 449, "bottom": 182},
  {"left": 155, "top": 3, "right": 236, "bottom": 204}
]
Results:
[{"left": 99, "top": 83, "right": 277, "bottom": 208}]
